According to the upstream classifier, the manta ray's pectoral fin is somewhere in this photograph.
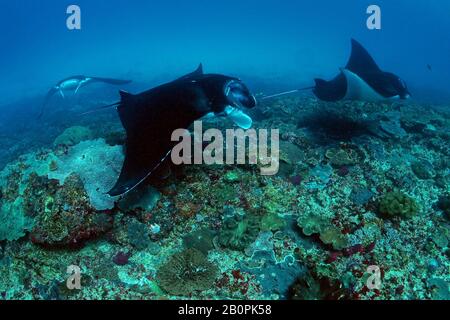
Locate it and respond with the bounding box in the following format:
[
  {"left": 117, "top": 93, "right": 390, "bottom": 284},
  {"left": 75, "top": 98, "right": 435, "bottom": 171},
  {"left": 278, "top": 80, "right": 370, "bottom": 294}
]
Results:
[
  {"left": 120, "top": 90, "right": 133, "bottom": 97},
  {"left": 108, "top": 140, "right": 171, "bottom": 197},
  {"left": 107, "top": 91, "right": 173, "bottom": 197},
  {"left": 312, "top": 73, "right": 347, "bottom": 102},
  {"left": 346, "top": 39, "right": 381, "bottom": 76},
  {"left": 37, "top": 87, "right": 60, "bottom": 119},
  {"left": 177, "top": 64, "right": 204, "bottom": 81}
]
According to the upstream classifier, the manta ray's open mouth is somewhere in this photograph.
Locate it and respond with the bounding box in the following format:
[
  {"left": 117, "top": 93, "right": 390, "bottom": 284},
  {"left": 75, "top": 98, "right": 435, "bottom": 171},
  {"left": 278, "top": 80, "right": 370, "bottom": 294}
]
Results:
[
  {"left": 223, "top": 80, "right": 257, "bottom": 130},
  {"left": 225, "top": 80, "right": 257, "bottom": 110}
]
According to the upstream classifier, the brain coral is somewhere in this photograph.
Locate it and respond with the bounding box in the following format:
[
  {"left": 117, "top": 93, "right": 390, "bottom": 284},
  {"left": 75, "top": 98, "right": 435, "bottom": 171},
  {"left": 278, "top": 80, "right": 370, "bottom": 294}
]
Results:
[{"left": 156, "top": 248, "right": 218, "bottom": 296}]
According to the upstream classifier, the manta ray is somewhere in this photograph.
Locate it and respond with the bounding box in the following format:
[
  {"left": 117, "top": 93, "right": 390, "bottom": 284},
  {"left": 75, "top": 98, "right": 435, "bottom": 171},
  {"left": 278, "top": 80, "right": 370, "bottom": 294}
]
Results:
[
  {"left": 38, "top": 75, "right": 132, "bottom": 118},
  {"left": 263, "top": 39, "right": 410, "bottom": 102},
  {"left": 106, "top": 64, "right": 256, "bottom": 197}
]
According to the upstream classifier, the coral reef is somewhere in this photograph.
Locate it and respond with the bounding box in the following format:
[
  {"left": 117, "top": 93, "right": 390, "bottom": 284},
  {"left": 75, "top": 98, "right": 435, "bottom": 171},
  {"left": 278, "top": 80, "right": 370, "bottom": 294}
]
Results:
[
  {"left": 378, "top": 191, "right": 419, "bottom": 219},
  {"left": 156, "top": 248, "right": 218, "bottom": 296},
  {"left": 0, "top": 198, "right": 33, "bottom": 241},
  {"left": 53, "top": 126, "right": 93, "bottom": 147},
  {"left": 411, "top": 161, "right": 435, "bottom": 180},
  {"left": 48, "top": 139, "right": 124, "bottom": 210},
  {"left": 0, "top": 95, "right": 449, "bottom": 300},
  {"left": 297, "top": 214, "right": 348, "bottom": 250},
  {"left": 183, "top": 228, "right": 216, "bottom": 254},
  {"left": 218, "top": 214, "right": 261, "bottom": 251},
  {"left": 29, "top": 173, "right": 113, "bottom": 248},
  {"left": 126, "top": 219, "right": 152, "bottom": 250},
  {"left": 325, "top": 147, "right": 359, "bottom": 168},
  {"left": 437, "top": 194, "right": 450, "bottom": 220}
]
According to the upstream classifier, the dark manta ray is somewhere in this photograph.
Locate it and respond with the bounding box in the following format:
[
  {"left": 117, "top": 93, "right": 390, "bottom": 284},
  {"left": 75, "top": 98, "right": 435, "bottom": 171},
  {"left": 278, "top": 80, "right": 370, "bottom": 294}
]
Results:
[
  {"left": 263, "top": 39, "right": 410, "bottom": 102},
  {"left": 38, "top": 75, "right": 132, "bottom": 118},
  {"left": 107, "top": 64, "right": 256, "bottom": 197}
]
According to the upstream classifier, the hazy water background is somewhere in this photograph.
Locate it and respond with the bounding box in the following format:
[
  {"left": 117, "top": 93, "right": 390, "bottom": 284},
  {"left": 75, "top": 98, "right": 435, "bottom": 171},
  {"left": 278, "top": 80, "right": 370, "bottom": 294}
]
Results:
[
  {"left": 0, "top": 0, "right": 449, "bottom": 168},
  {"left": 1, "top": 0, "right": 449, "bottom": 105}
]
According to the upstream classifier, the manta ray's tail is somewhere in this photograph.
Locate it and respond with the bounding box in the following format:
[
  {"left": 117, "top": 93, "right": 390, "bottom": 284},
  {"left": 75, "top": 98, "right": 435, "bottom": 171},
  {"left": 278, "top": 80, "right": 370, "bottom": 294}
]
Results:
[
  {"left": 81, "top": 90, "right": 133, "bottom": 115},
  {"left": 80, "top": 101, "right": 121, "bottom": 116},
  {"left": 261, "top": 86, "right": 315, "bottom": 100},
  {"left": 92, "top": 77, "right": 133, "bottom": 85}
]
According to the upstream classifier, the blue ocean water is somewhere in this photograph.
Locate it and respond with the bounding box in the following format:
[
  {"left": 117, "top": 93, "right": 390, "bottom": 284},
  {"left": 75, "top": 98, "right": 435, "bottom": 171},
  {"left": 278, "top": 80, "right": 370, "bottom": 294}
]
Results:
[{"left": 1, "top": 1, "right": 449, "bottom": 105}]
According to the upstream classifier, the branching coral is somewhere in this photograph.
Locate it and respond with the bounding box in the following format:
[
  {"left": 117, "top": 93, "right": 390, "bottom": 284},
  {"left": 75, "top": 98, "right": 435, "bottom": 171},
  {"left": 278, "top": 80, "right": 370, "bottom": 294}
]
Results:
[
  {"left": 261, "top": 182, "right": 297, "bottom": 214},
  {"left": 156, "top": 248, "right": 218, "bottom": 296}
]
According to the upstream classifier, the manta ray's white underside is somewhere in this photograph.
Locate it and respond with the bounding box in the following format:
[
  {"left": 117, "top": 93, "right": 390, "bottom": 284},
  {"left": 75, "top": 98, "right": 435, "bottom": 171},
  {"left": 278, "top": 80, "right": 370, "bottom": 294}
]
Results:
[
  {"left": 57, "top": 78, "right": 92, "bottom": 97},
  {"left": 342, "top": 69, "right": 400, "bottom": 102}
]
